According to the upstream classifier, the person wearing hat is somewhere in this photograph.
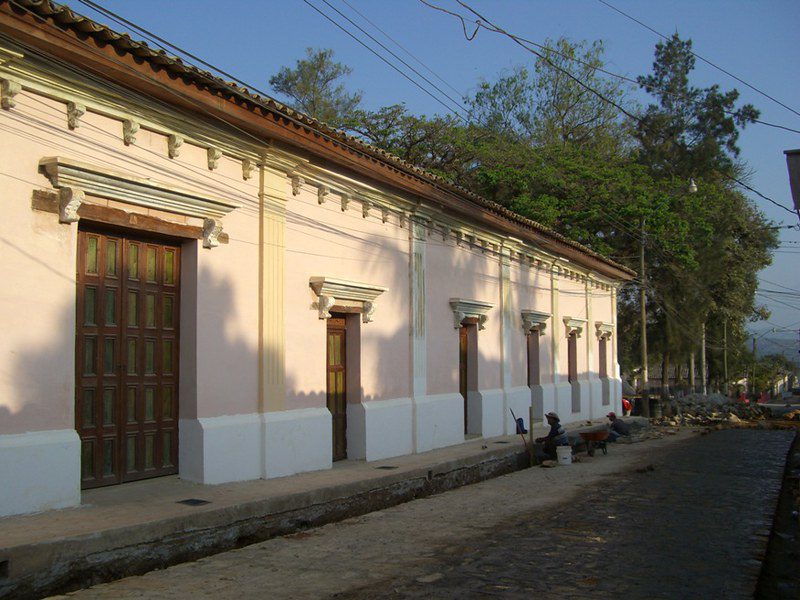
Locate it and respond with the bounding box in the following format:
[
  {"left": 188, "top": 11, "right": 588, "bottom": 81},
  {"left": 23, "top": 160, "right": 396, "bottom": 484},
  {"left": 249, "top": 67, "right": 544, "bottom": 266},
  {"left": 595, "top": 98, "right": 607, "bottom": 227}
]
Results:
[
  {"left": 534, "top": 412, "right": 570, "bottom": 462},
  {"left": 606, "top": 411, "right": 630, "bottom": 442}
]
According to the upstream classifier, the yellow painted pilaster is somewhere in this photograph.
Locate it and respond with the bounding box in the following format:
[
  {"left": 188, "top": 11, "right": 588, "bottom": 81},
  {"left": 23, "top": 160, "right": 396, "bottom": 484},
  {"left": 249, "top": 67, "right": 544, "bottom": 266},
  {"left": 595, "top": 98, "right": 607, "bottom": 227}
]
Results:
[{"left": 259, "top": 161, "right": 287, "bottom": 413}]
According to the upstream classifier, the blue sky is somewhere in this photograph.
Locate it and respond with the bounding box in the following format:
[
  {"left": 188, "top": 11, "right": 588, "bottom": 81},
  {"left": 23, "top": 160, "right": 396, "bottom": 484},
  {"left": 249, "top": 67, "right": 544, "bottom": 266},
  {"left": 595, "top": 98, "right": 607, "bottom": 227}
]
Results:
[{"left": 61, "top": 0, "right": 800, "bottom": 360}]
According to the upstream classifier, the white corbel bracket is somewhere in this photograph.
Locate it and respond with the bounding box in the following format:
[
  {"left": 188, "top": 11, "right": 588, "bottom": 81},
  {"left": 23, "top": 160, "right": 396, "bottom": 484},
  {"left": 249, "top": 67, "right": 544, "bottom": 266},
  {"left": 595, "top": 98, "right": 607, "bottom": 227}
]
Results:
[
  {"left": 450, "top": 298, "right": 494, "bottom": 330},
  {"left": 310, "top": 277, "right": 387, "bottom": 323},
  {"left": 291, "top": 174, "right": 304, "bottom": 196},
  {"left": 563, "top": 317, "right": 587, "bottom": 338},
  {"left": 123, "top": 119, "right": 139, "bottom": 146},
  {"left": 66, "top": 102, "right": 86, "bottom": 130},
  {"left": 241, "top": 159, "right": 256, "bottom": 180},
  {"left": 521, "top": 310, "right": 549, "bottom": 335},
  {"left": 202, "top": 218, "right": 223, "bottom": 248},
  {"left": 207, "top": 147, "right": 222, "bottom": 170},
  {"left": 58, "top": 187, "right": 84, "bottom": 223},
  {"left": 168, "top": 135, "right": 184, "bottom": 159},
  {"left": 318, "top": 185, "right": 330, "bottom": 204},
  {"left": 1, "top": 79, "right": 21, "bottom": 110},
  {"left": 595, "top": 321, "right": 614, "bottom": 340}
]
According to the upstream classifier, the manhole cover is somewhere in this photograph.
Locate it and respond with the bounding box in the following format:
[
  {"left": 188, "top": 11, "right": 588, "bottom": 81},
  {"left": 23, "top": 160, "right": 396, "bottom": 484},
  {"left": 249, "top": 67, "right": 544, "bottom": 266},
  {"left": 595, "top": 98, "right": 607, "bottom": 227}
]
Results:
[
  {"left": 177, "top": 498, "right": 211, "bottom": 506},
  {"left": 493, "top": 441, "right": 510, "bottom": 444},
  {"left": 375, "top": 465, "right": 398, "bottom": 470}
]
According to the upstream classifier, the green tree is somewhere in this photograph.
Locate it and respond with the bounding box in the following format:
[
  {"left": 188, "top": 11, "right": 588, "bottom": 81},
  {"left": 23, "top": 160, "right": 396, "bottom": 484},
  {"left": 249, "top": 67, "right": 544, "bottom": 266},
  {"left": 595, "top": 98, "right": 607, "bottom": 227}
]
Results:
[
  {"left": 636, "top": 33, "right": 759, "bottom": 178},
  {"left": 269, "top": 48, "right": 363, "bottom": 129}
]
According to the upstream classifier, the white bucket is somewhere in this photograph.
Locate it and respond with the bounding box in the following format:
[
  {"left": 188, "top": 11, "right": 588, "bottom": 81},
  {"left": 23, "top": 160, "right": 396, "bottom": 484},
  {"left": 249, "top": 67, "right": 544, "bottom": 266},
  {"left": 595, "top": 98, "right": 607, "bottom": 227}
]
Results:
[{"left": 556, "top": 446, "right": 572, "bottom": 466}]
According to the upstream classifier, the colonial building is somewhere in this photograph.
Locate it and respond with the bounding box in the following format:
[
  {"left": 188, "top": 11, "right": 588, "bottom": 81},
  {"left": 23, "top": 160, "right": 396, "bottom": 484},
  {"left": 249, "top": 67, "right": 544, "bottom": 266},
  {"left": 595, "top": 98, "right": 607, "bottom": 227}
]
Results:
[{"left": 0, "top": 0, "right": 633, "bottom": 518}]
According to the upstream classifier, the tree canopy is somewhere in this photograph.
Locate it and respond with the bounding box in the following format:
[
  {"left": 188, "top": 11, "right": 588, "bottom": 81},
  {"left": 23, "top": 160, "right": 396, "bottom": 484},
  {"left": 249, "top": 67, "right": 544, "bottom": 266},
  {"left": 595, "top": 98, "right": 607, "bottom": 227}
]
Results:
[{"left": 269, "top": 33, "right": 783, "bottom": 394}]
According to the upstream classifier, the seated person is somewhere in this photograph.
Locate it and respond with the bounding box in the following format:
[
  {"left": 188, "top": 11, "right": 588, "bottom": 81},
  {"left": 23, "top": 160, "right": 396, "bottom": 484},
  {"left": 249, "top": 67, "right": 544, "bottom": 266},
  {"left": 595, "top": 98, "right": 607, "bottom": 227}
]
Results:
[
  {"left": 606, "top": 411, "right": 630, "bottom": 442},
  {"left": 534, "top": 412, "right": 569, "bottom": 461}
]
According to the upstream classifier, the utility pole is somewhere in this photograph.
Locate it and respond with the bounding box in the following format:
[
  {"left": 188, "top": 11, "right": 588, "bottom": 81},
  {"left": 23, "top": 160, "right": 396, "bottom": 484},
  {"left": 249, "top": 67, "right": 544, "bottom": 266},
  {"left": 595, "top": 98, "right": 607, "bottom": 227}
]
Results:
[
  {"left": 723, "top": 320, "right": 728, "bottom": 396},
  {"left": 752, "top": 336, "right": 757, "bottom": 400},
  {"left": 700, "top": 322, "right": 707, "bottom": 395},
  {"left": 640, "top": 217, "right": 650, "bottom": 417}
]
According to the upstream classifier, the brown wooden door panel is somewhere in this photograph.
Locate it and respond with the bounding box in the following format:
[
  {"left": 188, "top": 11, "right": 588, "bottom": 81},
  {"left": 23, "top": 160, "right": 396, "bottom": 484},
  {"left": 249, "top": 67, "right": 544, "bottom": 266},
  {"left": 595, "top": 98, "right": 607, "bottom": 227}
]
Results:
[
  {"left": 76, "top": 228, "right": 180, "bottom": 488},
  {"left": 327, "top": 317, "right": 347, "bottom": 461}
]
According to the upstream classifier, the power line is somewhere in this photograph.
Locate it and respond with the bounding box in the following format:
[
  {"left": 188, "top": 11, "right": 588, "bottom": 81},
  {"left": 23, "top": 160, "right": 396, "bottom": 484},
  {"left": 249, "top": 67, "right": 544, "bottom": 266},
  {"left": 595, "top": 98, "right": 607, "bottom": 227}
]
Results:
[
  {"left": 338, "top": 0, "right": 465, "bottom": 99},
  {"left": 422, "top": 0, "right": 799, "bottom": 216},
  {"left": 301, "top": 0, "right": 470, "bottom": 122},
  {"left": 316, "top": 0, "right": 470, "bottom": 117},
  {"left": 418, "top": 0, "right": 800, "bottom": 135},
  {"left": 596, "top": 0, "right": 800, "bottom": 120}
]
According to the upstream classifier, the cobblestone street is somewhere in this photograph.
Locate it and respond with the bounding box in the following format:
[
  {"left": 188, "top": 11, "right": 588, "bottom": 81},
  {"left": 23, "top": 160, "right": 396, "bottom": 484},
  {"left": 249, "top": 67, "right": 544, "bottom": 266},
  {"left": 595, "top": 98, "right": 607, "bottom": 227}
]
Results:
[{"left": 53, "top": 428, "right": 794, "bottom": 600}]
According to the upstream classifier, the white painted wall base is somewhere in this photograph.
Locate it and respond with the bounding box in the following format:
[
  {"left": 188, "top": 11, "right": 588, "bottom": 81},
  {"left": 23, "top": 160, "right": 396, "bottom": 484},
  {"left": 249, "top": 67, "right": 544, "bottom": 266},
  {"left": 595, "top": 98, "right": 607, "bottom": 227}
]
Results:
[
  {"left": 554, "top": 382, "right": 573, "bottom": 423},
  {"left": 600, "top": 377, "right": 612, "bottom": 409},
  {"left": 611, "top": 378, "right": 623, "bottom": 414},
  {"left": 504, "top": 386, "right": 532, "bottom": 435},
  {"left": 263, "top": 407, "right": 332, "bottom": 478},
  {"left": 588, "top": 378, "right": 604, "bottom": 419},
  {"left": 569, "top": 380, "right": 592, "bottom": 422},
  {"left": 347, "top": 398, "right": 413, "bottom": 462},
  {"left": 532, "top": 383, "right": 557, "bottom": 425},
  {"left": 179, "top": 414, "right": 262, "bottom": 485},
  {"left": 0, "top": 429, "right": 81, "bottom": 517},
  {"left": 414, "top": 393, "right": 464, "bottom": 453},
  {"left": 475, "top": 388, "right": 504, "bottom": 438}
]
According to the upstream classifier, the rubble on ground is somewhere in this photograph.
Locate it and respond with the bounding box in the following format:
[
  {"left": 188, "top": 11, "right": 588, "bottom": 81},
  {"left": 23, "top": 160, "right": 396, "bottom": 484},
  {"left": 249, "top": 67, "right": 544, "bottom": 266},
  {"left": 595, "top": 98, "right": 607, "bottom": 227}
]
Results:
[
  {"left": 784, "top": 410, "right": 800, "bottom": 422},
  {"left": 649, "top": 393, "right": 773, "bottom": 427}
]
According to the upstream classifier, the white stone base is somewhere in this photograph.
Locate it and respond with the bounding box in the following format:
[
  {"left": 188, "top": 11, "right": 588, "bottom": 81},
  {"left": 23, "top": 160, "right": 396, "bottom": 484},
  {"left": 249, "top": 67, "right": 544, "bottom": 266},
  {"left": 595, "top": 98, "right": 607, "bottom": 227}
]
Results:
[
  {"left": 180, "top": 414, "right": 262, "bottom": 485},
  {"left": 414, "top": 393, "right": 464, "bottom": 453},
  {"left": 588, "top": 378, "right": 604, "bottom": 418},
  {"left": 504, "top": 386, "right": 532, "bottom": 435},
  {"left": 554, "top": 382, "right": 573, "bottom": 423},
  {"left": 347, "top": 398, "right": 413, "bottom": 462},
  {"left": 471, "top": 388, "right": 504, "bottom": 438},
  {"left": 611, "top": 378, "right": 623, "bottom": 413},
  {"left": 531, "top": 383, "right": 557, "bottom": 425},
  {"left": 263, "top": 407, "right": 332, "bottom": 478},
  {"left": 0, "top": 429, "right": 81, "bottom": 517},
  {"left": 601, "top": 377, "right": 612, "bottom": 409},
  {"left": 180, "top": 408, "right": 332, "bottom": 484}
]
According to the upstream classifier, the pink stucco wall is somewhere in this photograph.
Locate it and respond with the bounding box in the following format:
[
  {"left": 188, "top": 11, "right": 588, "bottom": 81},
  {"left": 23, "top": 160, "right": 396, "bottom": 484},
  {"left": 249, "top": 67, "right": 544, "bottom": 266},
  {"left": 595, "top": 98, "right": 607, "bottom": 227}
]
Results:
[
  {"left": 425, "top": 239, "right": 502, "bottom": 395},
  {"left": 0, "top": 91, "right": 263, "bottom": 432},
  {"left": 283, "top": 185, "right": 411, "bottom": 409}
]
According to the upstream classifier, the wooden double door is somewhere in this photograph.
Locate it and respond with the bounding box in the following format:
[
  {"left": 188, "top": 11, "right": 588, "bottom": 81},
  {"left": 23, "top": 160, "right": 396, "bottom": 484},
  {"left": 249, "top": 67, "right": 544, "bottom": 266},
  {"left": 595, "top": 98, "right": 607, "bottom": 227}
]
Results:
[{"left": 76, "top": 227, "right": 180, "bottom": 488}]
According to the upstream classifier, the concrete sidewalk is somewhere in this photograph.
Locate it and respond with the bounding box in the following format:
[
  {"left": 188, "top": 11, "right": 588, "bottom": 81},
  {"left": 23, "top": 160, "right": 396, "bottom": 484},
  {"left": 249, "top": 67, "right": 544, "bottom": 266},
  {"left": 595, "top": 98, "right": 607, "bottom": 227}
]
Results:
[{"left": 0, "top": 418, "right": 629, "bottom": 599}]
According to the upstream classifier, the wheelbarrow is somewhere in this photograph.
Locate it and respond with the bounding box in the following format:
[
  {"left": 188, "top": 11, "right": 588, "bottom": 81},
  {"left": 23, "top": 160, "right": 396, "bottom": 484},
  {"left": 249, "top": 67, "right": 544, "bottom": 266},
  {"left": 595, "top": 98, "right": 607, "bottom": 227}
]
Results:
[{"left": 579, "top": 430, "right": 609, "bottom": 456}]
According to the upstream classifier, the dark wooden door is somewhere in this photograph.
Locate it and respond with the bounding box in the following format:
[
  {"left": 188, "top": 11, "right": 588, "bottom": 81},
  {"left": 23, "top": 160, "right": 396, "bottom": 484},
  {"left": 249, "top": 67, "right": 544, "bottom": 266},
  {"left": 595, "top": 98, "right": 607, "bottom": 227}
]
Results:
[
  {"left": 599, "top": 337, "right": 608, "bottom": 378},
  {"left": 527, "top": 330, "right": 540, "bottom": 386},
  {"left": 327, "top": 316, "right": 347, "bottom": 461},
  {"left": 567, "top": 332, "right": 578, "bottom": 383},
  {"left": 459, "top": 325, "right": 469, "bottom": 433},
  {"left": 76, "top": 228, "right": 180, "bottom": 489}
]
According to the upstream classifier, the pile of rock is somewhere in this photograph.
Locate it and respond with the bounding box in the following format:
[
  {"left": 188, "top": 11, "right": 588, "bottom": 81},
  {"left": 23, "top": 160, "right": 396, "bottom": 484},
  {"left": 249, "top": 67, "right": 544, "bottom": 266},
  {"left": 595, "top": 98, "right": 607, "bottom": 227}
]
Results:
[
  {"left": 650, "top": 393, "right": 771, "bottom": 427},
  {"left": 783, "top": 409, "right": 800, "bottom": 422}
]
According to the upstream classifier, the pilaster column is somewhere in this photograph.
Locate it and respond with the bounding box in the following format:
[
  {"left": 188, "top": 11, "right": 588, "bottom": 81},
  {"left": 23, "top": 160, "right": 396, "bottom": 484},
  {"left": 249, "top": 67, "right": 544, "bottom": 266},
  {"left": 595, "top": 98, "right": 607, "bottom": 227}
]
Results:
[
  {"left": 586, "top": 277, "right": 594, "bottom": 381},
  {"left": 500, "top": 247, "right": 512, "bottom": 394},
  {"left": 550, "top": 264, "right": 560, "bottom": 384},
  {"left": 611, "top": 285, "right": 620, "bottom": 380},
  {"left": 259, "top": 161, "right": 287, "bottom": 413},
  {"left": 410, "top": 217, "right": 427, "bottom": 452}
]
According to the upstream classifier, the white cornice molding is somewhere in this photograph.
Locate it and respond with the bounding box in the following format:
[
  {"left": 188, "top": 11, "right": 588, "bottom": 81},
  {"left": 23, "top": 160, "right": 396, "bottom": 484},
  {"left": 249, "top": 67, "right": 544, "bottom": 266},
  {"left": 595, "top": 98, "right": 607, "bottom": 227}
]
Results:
[
  {"left": 595, "top": 321, "right": 614, "bottom": 340},
  {"left": 309, "top": 277, "right": 387, "bottom": 323},
  {"left": 40, "top": 156, "right": 240, "bottom": 246},
  {"left": 521, "top": 310, "right": 549, "bottom": 335},
  {"left": 563, "top": 316, "right": 587, "bottom": 338},
  {"left": 450, "top": 298, "right": 494, "bottom": 330}
]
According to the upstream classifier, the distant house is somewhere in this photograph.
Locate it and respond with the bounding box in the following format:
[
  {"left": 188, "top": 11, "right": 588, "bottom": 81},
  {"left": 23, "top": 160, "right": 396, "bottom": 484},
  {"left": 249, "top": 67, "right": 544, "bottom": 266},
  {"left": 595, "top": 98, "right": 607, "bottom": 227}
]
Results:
[{"left": 0, "top": 0, "right": 633, "bottom": 517}]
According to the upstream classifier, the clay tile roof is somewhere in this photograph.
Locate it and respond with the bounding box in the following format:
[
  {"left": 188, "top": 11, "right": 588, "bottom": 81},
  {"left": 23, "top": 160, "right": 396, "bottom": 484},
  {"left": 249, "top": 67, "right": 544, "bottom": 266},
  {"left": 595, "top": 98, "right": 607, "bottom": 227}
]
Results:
[{"left": 5, "top": 0, "right": 634, "bottom": 277}]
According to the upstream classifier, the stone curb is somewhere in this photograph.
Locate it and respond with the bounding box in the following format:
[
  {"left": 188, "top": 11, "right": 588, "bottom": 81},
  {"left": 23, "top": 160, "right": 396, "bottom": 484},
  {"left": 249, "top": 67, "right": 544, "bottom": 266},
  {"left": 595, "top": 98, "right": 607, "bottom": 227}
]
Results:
[{"left": 1, "top": 444, "right": 530, "bottom": 600}]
